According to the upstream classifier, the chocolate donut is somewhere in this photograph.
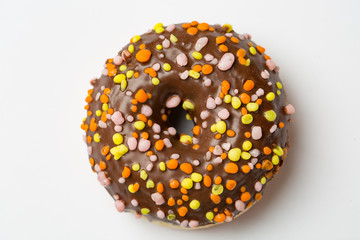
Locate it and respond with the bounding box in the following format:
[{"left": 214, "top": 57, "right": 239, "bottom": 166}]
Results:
[{"left": 81, "top": 22, "right": 295, "bottom": 229}]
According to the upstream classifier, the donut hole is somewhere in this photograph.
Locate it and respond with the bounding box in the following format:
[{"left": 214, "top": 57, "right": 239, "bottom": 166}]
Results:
[{"left": 166, "top": 104, "right": 194, "bottom": 136}]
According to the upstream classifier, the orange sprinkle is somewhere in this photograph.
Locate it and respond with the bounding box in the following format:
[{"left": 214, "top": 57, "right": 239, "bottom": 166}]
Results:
[
  {"left": 106, "top": 63, "right": 115, "bottom": 69},
  {"left": 134, "top": 72, "right": 139, "bottom": 78},
  {"left": 240, "top": 93, "right": 250, "bottom": 104},
  {"left": 147, "top": 93, "right": 152, "bottom": 99},
  {"left": 197, "top": 22, "right": 209, "bottom": 31},
  {"left": 108, "top": 108, "right": 114, "bottom": 115},
  {"left": 182, "top": 195, "right": 189, "bottom": 201},
  {"left": 162, "top": 114, "right": 167, "bottom": 122},
  {"left": 166, "top": 159, "right": 179, "bottom": 170},
  {"left": 178, "top": 207, "right": 188, "bottom": 217},
  {"left": 180, "top": 163, "right": 193, "bottom": 174},
  {"left": 240, "top": 186, "right": 246, "bottom": 192},
  {"left": 256, "top": 98, "right": 262, "bottom": 105},
  {"left": 214, "top": 176, "right": 222, "bottom": 185},
  {"left": 224, "top": 162, "right": 239, "bottom": 174},
  {"left": 104, "top": 88, "right": 111, "bottom": 95},
  {"left": 264, "top": 54, "right": 271, "bottom": 60},
  {"left": 167, "top": 197, "right": 175, "bottom": 206},
  {"left": 108, "top": 68, "right": 117, "bottom": 77},
  {"left": 131, "top": 99, "right": 138, "bottom": 105},
  {"left": 255, "top": 163, "right": 261, "bottom": 169},
  {"left": 241, "top": 107, "right": 248, "bottom": 116},
  {"left": 138, "top": 114, "right": 147, "bottom": 122},
  {"left": 227, "top": 130, "right": 236, "bottom": 137},
  {"left": 135, "top": 89, "right": 148, "bottom": 103},
  {"left": 101, "top": 146, "right": 109, "bottom": 156},
  {"left": 224, "top": 209, "right": 232, "bottom": 216},
  {"left": 210, "top": 194, "right": 221, "bottom": 204},
  {"left": 209, "top": 27, "right": 215, "bottom": 31},
  {"left": 89, "top": 122, "right": 97, "bottom": 132},
  {"left": 256, "top": 45, "right": 266, "bottom": 54},
  {"left": 122, "top": 166, "right": 131, "bottom": 178},
  {"left": 279, "top": 122, "right": 285, "bottom": 128},
  {"left": 89, "top": 158, "right": 95, "bottom": 166},
  {"left": 193, "top": 64, "right": 202, "bottom": 72},
  {"left": 87, "top": 110, "right": 92, "bottom": 116},
  {"left": 148, "top": 68, "right": 157, "bottom": 77},
  {"left": 187, "top": 27, "right": 198, "bottom": 35},
  {"left": 146, "top": 151, "right": 153, "bottom": 157},
  {"left": 99, "top": 161, "right": 106, "bottom": 170},
  {"left": 220, "top": 153, "right": 227, "bottom": 160},
  {"left": 242, "top": 165, "right": 251, "bottom": 174},
  {"left": 241, "top": 192, "right": 251, "bottom": 202},
  {"left": 202, "top": 64, "right": 213, "bottom": 75},
  {"left": 255, "top": 193, "right": 262, "bottom": 201},
  {"left": 139, "top": 44, "right": 145, "bottom": 50},
  {"left": 85, "top": 95, "right": 92, "bottom": 103},
  {"left": 203, "top": 175, "right": 212, "bottom": 187},
  {"left": 180, "top": 187, "right": 188, "bottom": 195},
  {"left": 219, "top": 92, "right": 225, "bottom": 98},
  {"left": 135, "top": 49, "right": 152, "bottom": 63},
  {"left": 81, "top": 123, "right": 89, "bottom": 132},
  {"left": 177, "top": 199, "right": 183, "bottom": 205},
  {"left": 263, "top": 147, "right": 272, "bottom": 155},
  {"left": 182, "top": 23, "right": 191, "bottom": 29},
  {"left": 230, "top": 37, "right": 239, "bottom": 43},
  {"left": 226, "top": 180, "right": 237, "bottom": 190},
  {"left": 213, "top": 208, "right": 218, "bottom": 212},
  {"left": 239, "top": 57, "right": 246, "bottom": 65},
  {"left": 87, "top": 89, "right": 93, "bottom": 95},
  {"left": 248, "top": 42, "right": 253, "bottom": 47},
  {"left": 226, "top": 198, "right": 233, "bottom": 204},
  {"left": 141, "top": 132, "right": 149, "bottom": 140},
  {"left": 131, "top": 106, "right": 137, "bottom": 112},
  {"left": 147, "top": 119, "right": 153, "bottom": 127},
  {"left": 219, "top": 44, "right": 228, "bottom": 52},
  {"left": 244, "top": 131, "right": 251, "bottom": 138},
  {"left": 215, "top": 133, "right": 221, "bottom": 140},
  {"left": 243, "top": 80, "right": 255, "bottom": 91},
  {"left": 84, "top": 105, "right": 89, "bottom": 110},
  {"left": 214, "top": 213, "right": 226, "bottom": 223},
  {"left": 132, "top": 183, "right": 140, "bottom": 192},
  {"left": 192, "top": 144, "right": 200, "bottom": 150},
  {"left": 192, "top": 125, "right": 201, "bottom": 135},
  {"left": 106, "top": 154, "right": 111, "bottom": 160},
  {"left": 209, "top": 146, "right": 215, "bottom": 153},
  {"left": 247, "top": 201, "right": 253, "bottom": 208},
  {"left": 221, "top": 80, "right": 230, "bottom": 94},
  {"left": 190, "top": 21, "right": 198, "bottom": 26},
  {"left": 132, "top": 132, "right": 139, "bottom": 138},
  {"left": 216, "top": 36, "right": 226, "bottom": 44},
  {"left": 101, "top": 112, "right": 107, "bottom": 122},
  {"left": 262, "top": 160, "right": 273, "bottom": 170},
  {"left": 155, "top": 140, "right": 165, "bottom": 151},
  {"left": 157, "top": 183, "right": 164, "bottom": 193},
  {"left": 237, "top": 48, "right": 246, "bottom": 58},
  {"left": 170, "top": 179, "right": 180, "bottom": 189}
]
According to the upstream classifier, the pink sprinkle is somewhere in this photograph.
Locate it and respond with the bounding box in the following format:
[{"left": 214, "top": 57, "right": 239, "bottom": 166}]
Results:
[
  {"left": 250, "top": 149, "right": 260, "bottom": 157},
  {"left": 152, "top": 123, "right": 161, "bottom": 133},
  {"left": 202, "top": 121, "right": 208, "bottom": 128},
  {"left": 238, "top": 34, "right": 245, "bottom": 40},
  {"left": 98, "top": 120, "right": 107, "bottom": 128},
  {"left": 127, "top": 137, "right": 137, "bottom": 151},
  {"left": 163, "top": 138, "right": 172, "bottom": 148},
  {"left": 126, "top": 115, "right": 134, "bottom": 122},
  {"left": 152, "top": 63, "right": 161, "bottom": 71},
  {"left": 214, "top": 157, "right": 223, "bottom": 164},
  {"left": 168, "top": 127, "right": 176, "bottom": 135},
  {"left": 213, "top": 145, "right": 223, "bottom": 155},
  {"left": 203, "top": 78, "right": 212, "bottom": 87},
  {"left": 252, "top": 126, "right": 262, "bottom": 140},
  {"left": 141, "top": 105, "right": 153, "bottom": 117},
  {"left": 113, "top": 194, "right": 120, "bottom": 200},
  {"left": 180, "top": 220, "right": 189, "bottom": 228},
  {"left": 151, "top": 192, "right": 165, "bottom": 205},
  {"left": 87, "top": 146, "right": 92, "bottom": 155},
  {"left": 113, "top": 55, "right": 123, "bottom": 65},
  {"left": 138, "top": 139, "right": 151, "bottom": 152},
  {"left": 194, "top": 37, "right": 208, "bottom": 51},
  {"left": 251, "top": 94, "right": 258, "bottom": 101},
  {"left": 189, "top": 220, "right": 199, "bottom": 228},
  {"left": 171, "top": 153, "right": 180, "bottom": 159},
  {"left": 225, "top": 216, "right": 233, "bottom": 222},
  {"left": 284, "top": 104, "right": 295, "bottom": 114},
  {"left": 176, "top": 53, "right": 188, "bottom": 66},
  {"left": 114, "top": 125, "right": 122, "bottom": 132},
  {"left": 149, "top": 155, "right": 158, "bottom": 162},
  {"left": 256, "top": 88, "right": 264, "bottom": 96},
  {"left": 243, "top": 33, "right": 252, "bottom": 39},
  {"left": 200, "top": 110, "right": 210, "bottom": 120},
  {"left": 235, "top": 200, "right": 245, "bottom": 211},
  {"left": 146, "top": 163, "right": 153, "bottom": 171},
  {"left": 106, "top": 114, "right": 111, "bottom": 120},
  {"left": 94, "top": 164, "right": 101, "bottom": 172},
  {"left": 206, "top": 97, "right": 216, "bottom": 109},
  {"left": 166, "top": 95, "right": 181, "bottom": 108},
  {"left": 180, "top": 70, "right": 189, "bottom": 80},
  {"left": 111, "top": 111, "right": 124, "bottom": 125},
  {"left": 266, "top": 59, "right": 276, "bottom": 71},
  {"left": 218, "top": 109, "right": 230, "bottom": 119},
  {"left": 206, "top": 151, "right": 211, "bottom": 160},
  {"left": 97, "top": 171, "right": 110, "bottom": 187},
  {"left": 215, "top": 97, "right": 222, "bottom": 105},
  {"left": 192, "top": 160, "right": 200, "bottom": 166},
  {"left": 270, "top": 124, "right": 277, "bottom": 133},
  {"left": 225, "top": 33, "right": 233, "bottom": 38},
  {"left": 217, "top": 53, "right": 235, "bottom": 71},
  {"left": 261, "top": 70, "right": 270, "bottom": 79},
  {"left": 115, "top": 200, "right": 125, "bottom": 212},
  {"left": 162, "top": 39, "right": 170, "bottom": 49},
  {"left": 131, "top": 199, "right": 138, "bottom": 207},
  {"left": 153, "top": 134, "right": 160, "bottom": 139},
  {"left": 166, "top": 24, "right": 176, "bottom": 32},
  {"left": 204, "top": 54, "right": 214, "bottom": 61},
  {"left": 118, "top": 177, "right": 125, "bottom": 183},
  {"left": 210, "top": 58, "right": 218, "bottom": 65},
  {"left": 251, "top": 158, "right": 258, "bottom": 165},
  {"left": 254, "top": 181, "right": 262, "bottom": 192},
  {"left": 157, "top": 210, "right": 165, "bottom": 219}
]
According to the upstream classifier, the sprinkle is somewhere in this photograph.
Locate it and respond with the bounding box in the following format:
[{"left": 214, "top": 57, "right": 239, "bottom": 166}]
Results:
[
  {"left": 249, "top": 46, "right": 257, "bottom": 55},
  {"left": 159, "top": 162, "right": 166, "bottom": 171},
  {"left": 134, "top": 121, "right": 145, "bottom": 130},
  {"left": 272, "top": 155, "right": 280, "bottom": 165},
  {"left": 176, "top": 53, "right": 188, "bottom": 66},
  {"left": 112, "top": 133, "right": 123, "bottom": 145},
  {"left": 192, "top": 51, "right": 203, "bottom": 60},
  {"left": 217, "top": 53, "right": 235, "bottom": 71},
  {"left": 223, "top": 23, "right": 233, "bottom": 32},
  {"left": 204, "top": 54, "right": 214, "bottom": 61},
  {"left": 128, "top": 183, "right": 140, "bottom": 193},
  {"left": 115, "top": 200, "right": 125, "bottom": 212},
  {"left": 284, "top": 104, "right": 295, "bottom": 114},
  {"left": 195, "top": 37, "right": 208, "bottom": 51},
  {"left": 241, "top": 151, "right": 251, "bottom": 160},
  {"left": 191, "top": 173, "right": 203, "bottom": 182},
  {"left": 265, "top": 92, "right": 275, "bottom": 101},
  {"left": 182, "top": 100, "right": 194, "bottom": 110},
  {"left": 170, "top": 34, "right": 178, "bottom": 43},
  {"left": 110, "top": 144, "right": 128, "bottom": 160},
  {"left": 273, "top": 145, "right": 284, "bottom": 156},
  {"left": 243, "top": 80, "right": 255, "bottom": 91},
  {"left": 162, "top": 63, "right": 171, "bottom": 71},
  {"left": 132, "top": 163, "right": 140, "bottom": 171},
  {"left": 218, "top": 109, "right": 230, "bottom": 119},
  {"left": 266, "top": 59, "right": 277, "bottom": 71},
  {"left": 228, "top": 148, "right": 241, "bottom": 161},
  {"left": 180, "top": 135, "right": 193, "bottom": 145},
  {"left": 216, "top": 121, "right": 227, "bottom": 134},
  {"left": 113, "top": 74, "right": 126, "bottom": 84},
  {"left": 136, "top": 49, "right": 152, "bottom": 63},
  {"left": 151, "top": 77, "right": 160, "bottom": 85},
  {"left": 231, "top": 96, "right": 241, "bottom": 109},
  {"left": 251, "top": 126, "right": 262, "bottom": 140},
  {"left": 180, "top": 163, "right": 193, "bottom": 174},
  {"left": 166, "top": 95, "right": 181, "bottom": 108},
  {"left": 242, "top": 141, "right": 252, "bottom": 151},
  {"left": 206, "top": 211, "right": 214, "bottom": 221},
  {"left": 189, "top": 70, "right": 200, "bottom": 79},
  {"left": 241, "top": 114, "right": 253, "bottom": 124},
  {"left": 135, "top": 89, "right": 148, "bottom": 103},
  {"left": 202, "top": 64, "right": 213, "bottom": 75},
  {"left": 180, "top": 70, "right": 189, "bottom": 80},
  {"left": 225, "top": 162, "right": 239, "bottom": 174},
  {"left": 235, "top": 200, "right": 245, "bottom": 211},
  {"left": 138, "top": 138, "right": 151, "bottom": 152},
  {"left": 189, "top": 200, "right": 200, "bottom": 210},
  {"left": 246, "top": 102, "right": 259, "bottom": 112},
  {"left": 181, "top": 178, "right": 193, "bottom": 189},
  {"left": 212, "top": 184, "right": 224, "bottom": 195},
  {"left": 141, "top": 208, "right": 150, "bottom": 215},
  {"left": 151, "top": 192, "right": 165, "bottom": 205},
  {"left": 146, "top": 180, "right": 155, "bottom": 188},
  {"left": 166, "top": 24, "right": 175, "bottom": 32},
  {"left": 206, "top": 97, "right": 216, "bottom": 109},
  {"left": 189, "top": 220, "right": 199, "bottom": 228},
  {"left": 264, "top": 110, "right": 277, "bottom": 121}
]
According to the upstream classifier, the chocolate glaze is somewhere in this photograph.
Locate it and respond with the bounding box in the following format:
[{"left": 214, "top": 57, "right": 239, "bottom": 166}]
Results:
[{"left": 82, "top": 23, "right": 292, "bottom": 228}]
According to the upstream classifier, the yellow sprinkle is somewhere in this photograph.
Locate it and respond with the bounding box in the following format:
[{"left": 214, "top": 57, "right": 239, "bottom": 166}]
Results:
[
  {"left": 93, "top": 133, "right": 100, "bottom": 142},
  {"left": 120, "top": 79, "right": 127, "bottom": 91},
  {"left": 189, "top": 200, "right": 200, "bottom": 210},
  {"left": 112, "top": 133, "right": 123, "bottom": 145},
  {"left": 228, "top": 148, "right": 241, "bottom": 161},
  {"left": 180, "top": 135, "right": 193, "bottom": 145},
  {"left": 113, "top": 74, "right": 126, "bottom": 83},
  {"left": 191, "top": 173, "right": 203, "bottom": 182},
  {"left": 210, "top": 124, "right": 217, "bottom": 132},
  {"left": 120, "top": 65, "right": 127, "bottom": 72},
  {"left": 128, "top": 44, "right": 134, "bottom": 53},
  {"left": 241, "top": 151, "right": 251, "bottom": 160},
  {"left": 170, "top": 34, "right": 178, "bottom": 43},
  {"left": 82, "top": 117, "right": 87, "bottom": 122},
  {"left": 131, "top": 35, "right": 141, "bottom": 43},
  {"left": 216, "top": 121, "right": 227, "bottom": 134},
  {"left": 163, "top": 63, "right": 171, "bottom": 71},
  {"left": 128, "top": 184, "right": 137, "bottom": 193},
  {"left": 189, "top": 70, "right": 200, "bottom": 79},
  {"left": 241, "top": 114, "right": 253, "bottom": 124},
  {"left": 140, "top": 170, "right": 148, "bottom": 180},
  {"left": 249, "top": 46, "right": 257, "bottom": 55},
  {"left": 110, "top": 144, "right": 129, "bottom": 160},
  {"left": 155, "top": 27, "right": 164, "bottom": 34},
  {"left": 276, "top": 82, "right": 282, "bottom": 89},
  {"left": 272, "top": 155, "right": 280, "bottom": 165},
  {"left": 126, "top": 70, "right": 134, "bottom": 78},
  {"left": 212, "top": 184, "right": 224, "bottom": 195},
  {"left": 141, "top": 208, "right": 150, "bottom": 214},
  {"left": 245, "top": 58, "right": 251, "bottom": 66},
  {"left": 277, "top": 90, "right": 281, "bottom": 95},
  {"left": 224, "top": 94, "right": 231, "bottom": 103},
  {"left": 222, "top": 23, "right": 233, "bottom": 32},
  {"left": 146, "top": 180, "right": 155, "bottom": 188},
  {"left": 156, "top": 44, "right": 163, "bottom": 50},
  {"left": 242, "top": 141, "right": 252, "bottom": 151},
  {"left": 167, "top": 214, "right": 175, "bottom": 220},
  {"left": 186, "top": 114, "right": 192, "bottom": 120},
  {"left": 192, "top": 51, "right": 203, "bottom": 60},
  {"left": 182, "top": 100, "right": 194, "bottom": 110},
  {"left": 231, "top": 96, "right": 241, "bottom": 109},
  {"left": 95, "top": 110, "right": 102, "bottom": 117},
  {"left": 264, "top": 110, "right": 277, "bottom": 122},
  {"left": 159, "top": 162, "right": 166, "bottom": 171},
  {"left": 102, "top": 103, "right": 108, "bottom": 111},
  {"left": 206, "top": 211, "right": 214, "bottom": 221},
  {"left": 273, "top": 145, "right": 284, "bottom": 156},
  {"left": 260, "top": 177, "right": 267, "bottom": 184},
  {"left": 153, "top": 23, "right": 163, "bottom": 30},
  {"left": 246, "top": 102, "right": 259, "bottom": 112},
  {"left": 152, "top": 77, "right": 160, "bottom": 85},
  {"left": 266, "top": 92, "right": 275, "bottom": 101},
  {"left": 134, "top": 121, "right": 145, "bottom": 130},
  {"left": 132, "top": 163, "right": 140, "bottom": 171},
  {"left": 181, "top": 178, "right": 193, "bottom": 189}
]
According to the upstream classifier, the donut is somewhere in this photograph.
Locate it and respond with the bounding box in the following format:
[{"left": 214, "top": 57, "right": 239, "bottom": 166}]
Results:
[{"left": 81, "top": 21, "right": 295, "bottom": 229}]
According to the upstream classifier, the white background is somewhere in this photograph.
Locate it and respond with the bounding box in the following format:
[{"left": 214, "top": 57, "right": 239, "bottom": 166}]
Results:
[{"left": 1, "top": 0, "right": 360, "bottom": 239}]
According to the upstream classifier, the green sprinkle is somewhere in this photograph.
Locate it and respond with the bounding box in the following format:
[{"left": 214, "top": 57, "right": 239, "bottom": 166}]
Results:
[
  {"left": 146, "top": 180, "right": 155, "bottom": 188},
  {"left": 210, "top": 124, "right": 217, "bottom": 132},
  {"left": 170, "top": 34, "right": 178, "bottom": 43},
  {"left": 277, "top": 90, "right": 281, "bottom": 95},
  {"left": 212, "top": 184, "right": 224, "bottom": 195}
]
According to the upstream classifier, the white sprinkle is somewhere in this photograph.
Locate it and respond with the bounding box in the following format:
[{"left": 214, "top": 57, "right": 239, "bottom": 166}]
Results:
[
  {"left": 180, "top": 70, "right": 189, "bottom": 80},
  {"left": 214, "top": 157, "right": 223, "bottom": 164},
  {"left": 149, "top": 155, "right": 158, "bottom": 162},
  {"left": 152, "top": 123, "right": 161, "bottom": 133},
  {"left": 256, "top": 88, "right": 264, "bottom": 96},
  {"left": 95, "top": 92, "right": 101, "bottom": 101},
  {"left": 218, "top": 109, "right": 230, "bottom": 119},
  {"left": 168, "top": 127, "right": 176, "bottom": 135},
  {"left": 250, "top": 149, "right": 260, "bottom": 157},
  {"left": 213, "top": 145, "right": 223, "bottom": 155},
  {"left": 251, "top": 94, "right": 258, "bottom": 101},
  {"left": 203, "top": 78, "right": 212, "bottom": 87},
  {"left": 192, "top": 160, "right": 200, "bottom": 166},
  {"left": 204, "top": 54, "right": 214, "bottom": 61},
  {"left": 205, "top": 151, "right": 211, "bottom": 160},
  {"left": 270, "top": 124, "right": 277, "bottom": 133},
  {"left": 261, "top": 70, "right": 270, "bottom": 79},
  {"left": 200, "top": 110, "right": 210, "bottom": 120},
  {"left": 152, "top": 63, "right": 161, "bottom": 71},
  {"left": 202, "top": 121, "right": 208, "bottom": 128},
  {"left": 141, "top": 105, "right": 153, "bottom": 117},
  {"left": 252, "top": 126, "right": 262, "bottom": 140},
  {"left": 146, "top": 163, "right": 154, "bottom": 171},
  {"left": 206, "top": 97, "right": 216, "bottom": 109},
  {"left": 153, "top": 134, "right": 160, "bottom": 139},
  {"left": 126, "top": 115, "right": 134, "bottom": 122},
  {"left": 222, "top": 142, "right": 231, "bottom": 151},
  {"left": 170, "top": 153, "right": 180, "bottom": 159},
  {"left": 163, "top": 138, "right": 172, "bottom": 148},
  {"left": 162, "top": 39, "right": 170, "bottom": 48},
  {"left": 118, "top": 177, "right": 125, "bottom": 183},
  {"left": 166, "top": 95, "right": 181, "bottom": 108},
  {"left": 194, "top": 37, "right": 208, "bottom": 51},
  {"left": 195, "top": 182, "right": 201, "bottom": 190},
  {"left": 215, "top": 97, "right": 222, "bottom": 105}
]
